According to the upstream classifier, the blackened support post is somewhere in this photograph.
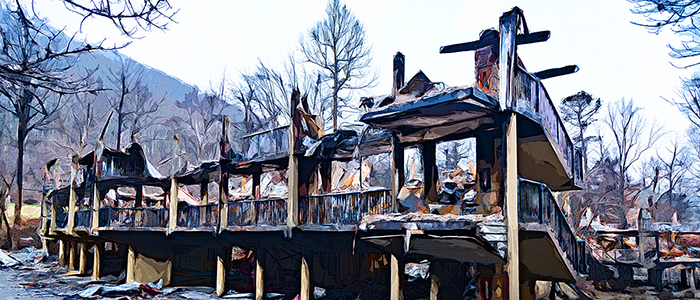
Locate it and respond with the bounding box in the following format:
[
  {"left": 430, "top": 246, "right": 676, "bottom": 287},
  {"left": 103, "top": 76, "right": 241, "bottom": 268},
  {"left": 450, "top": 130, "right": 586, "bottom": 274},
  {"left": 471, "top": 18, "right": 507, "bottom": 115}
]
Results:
[{"left": 500, "top": 7, "right": 521, "bottom": 300}]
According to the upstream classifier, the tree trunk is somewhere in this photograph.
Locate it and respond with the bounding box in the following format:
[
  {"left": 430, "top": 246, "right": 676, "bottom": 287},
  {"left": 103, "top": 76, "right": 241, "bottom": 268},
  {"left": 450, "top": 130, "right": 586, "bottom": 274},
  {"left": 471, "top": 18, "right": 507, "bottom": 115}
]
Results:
[{"left": 14, "top": 126, "right": 24, "bottom": 226}]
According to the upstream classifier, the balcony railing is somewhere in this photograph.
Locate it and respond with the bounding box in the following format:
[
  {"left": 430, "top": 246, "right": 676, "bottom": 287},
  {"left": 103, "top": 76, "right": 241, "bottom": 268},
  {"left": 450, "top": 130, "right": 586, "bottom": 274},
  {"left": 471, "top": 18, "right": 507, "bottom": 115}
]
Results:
[
  {"left": 74, "top": 209, "right": 92, "bottom": 228},
  {"left": 241, "top": 125, "right": 290, "bottom": 160},
  {"left": 98, "top": 207, "right": 169, "bottom": 229},
  {"left": 227, "top": 198, "right": 288, "bottom": 227},
  {"left": 512, "top": 67, "right": 583, "bottom": 184},
  {"left": 177, "top": 204, "right": 218, "bottom": 228},
  {"left": 299, "top": 189, "right": 392, "bottom": 226},
  {"left": 518, "top": 178, "right": 587, "bottom": 274}
]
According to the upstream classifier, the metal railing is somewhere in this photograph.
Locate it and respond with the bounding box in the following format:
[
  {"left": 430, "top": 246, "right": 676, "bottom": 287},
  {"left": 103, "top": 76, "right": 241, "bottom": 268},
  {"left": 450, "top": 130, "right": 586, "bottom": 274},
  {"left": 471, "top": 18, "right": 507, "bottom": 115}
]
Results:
[
  {"left": 241, "top": 125, "right": 290, "bottom": 160},
  {"left": 299, "top": 189, "right": 392, "bottom": 226},
  {"left": 518, "top": 178, "right": 587, "bottom": 274},
  {"left": 227, "top": 198, "right": 288, "bottom": 227},
  {"left": 512, "top": 67, "right": 583, "bottom": 184},
  {"left": 177, "top": 204, "right": 218, "bottom": 228},
  {"left": 98, "top": 206, "right": 169, "bottom": 228},
  {"left": 74, "top": 209, "right": 92, "bottom": 228}
]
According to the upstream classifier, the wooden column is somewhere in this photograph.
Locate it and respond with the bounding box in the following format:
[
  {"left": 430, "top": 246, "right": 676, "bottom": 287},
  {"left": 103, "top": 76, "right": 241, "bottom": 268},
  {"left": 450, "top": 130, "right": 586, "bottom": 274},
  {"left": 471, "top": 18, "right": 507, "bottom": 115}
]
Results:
[
  {"left": 287, "top": 91, "right": 300, "bottom": 228},
  {"left": 504, "top": 113, "right": 520, "bottom": 300},
  {"left": 422, "top": 141, "right": 437, "bottom": 203},
  {"left": 391, "top": 137, "right": 404, "bottom": 212},
  {"left": 49, "top": 163, "right": 60, "bottom": 235},
  {"left": 169, "top": 134, "right": 180, "bottom": 233},
  {"left": 255, "top": 249, "right": 265, "bottom": 300},
  {"left": 58, "top": 239, "right": 67, "bottom": 267},
  {"left": 216, "top": 247, "right": 228, "bottom": 296},
  {"left": 69, "top": 241, "right": 78, "bottom": 271},
  {"left": 93, "top": 241, "right": 103, "bottom": 281},
  {"left": 390, "top": 254, "right": 404, "bottom": 300},
  {"left": 500, "top": 6, "right": 521, "bottom": 300},
  {"left": 126, "top": 245, "right": 136, "bottom": 283},
  {"left": 79, "top": 242, "right": 89, "bottom": 274},
  {"left": 91, "top": 182, "right": 101, "bottom": 233},
  {"left": 300, "top": 248, "right": 313, "bottom": 300},
  {"left": 66, "top": 156, "right": 77, "bottom": 235},
  {"left": 690, "top": 268, "right": 697, "bottom": 292},
  {"left": 200, "top": 180, "right": 208, "bottom": 225}
]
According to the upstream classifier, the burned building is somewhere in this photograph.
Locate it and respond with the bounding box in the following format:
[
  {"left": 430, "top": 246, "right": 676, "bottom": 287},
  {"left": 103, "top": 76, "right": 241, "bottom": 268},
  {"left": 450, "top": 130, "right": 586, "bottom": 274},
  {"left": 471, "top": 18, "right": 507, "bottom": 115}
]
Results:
[{"left": 40, "top": 7, "right": 587, "bottom": 300}]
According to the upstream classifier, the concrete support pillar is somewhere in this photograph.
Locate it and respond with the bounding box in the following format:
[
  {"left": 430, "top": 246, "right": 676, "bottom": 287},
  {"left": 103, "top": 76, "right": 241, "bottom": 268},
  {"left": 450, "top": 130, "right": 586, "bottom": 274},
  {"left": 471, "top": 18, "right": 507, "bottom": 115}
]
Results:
[
  {"left": 390, "top": 254, "right": 404, "bottom": 300},
  {"left": 69, "top": 241, "right": 78, "bottom": 271},
  {"left": 300, "top": 249, "right": 313, "bottom": 300},
  {"left": 58, "top": 239, "right": 66, "bottom": 267},
  {"left": 255, "top": 249, "right": 265, "bottom": 300},
  {"left": 126, "top": 245, "right": 136, "bottom": 283},
  {"left": 79, "top": 242, "right": 88, "bottom": 274},
  {"left": 93, "top": 242, "right": 103, "bottom": 281},
  {"left": 216, "top": 247, "right": 227, "bottom": 296}
]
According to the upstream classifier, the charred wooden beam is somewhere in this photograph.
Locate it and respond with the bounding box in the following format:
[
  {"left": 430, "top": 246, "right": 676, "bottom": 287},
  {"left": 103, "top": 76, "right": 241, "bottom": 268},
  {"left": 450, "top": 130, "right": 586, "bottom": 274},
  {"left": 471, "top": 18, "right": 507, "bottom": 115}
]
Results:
[
  {"left": 439, "top": 30, "right": 550, "bottom": 54},
  {"left": 533, "top": 65, "right": 579, "bottom": 80}
]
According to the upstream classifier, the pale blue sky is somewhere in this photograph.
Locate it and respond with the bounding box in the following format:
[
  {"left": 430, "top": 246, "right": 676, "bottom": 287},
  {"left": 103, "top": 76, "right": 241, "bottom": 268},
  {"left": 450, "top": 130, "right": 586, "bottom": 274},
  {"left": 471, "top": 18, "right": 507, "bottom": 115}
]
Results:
[{"left": 36, "top": 0, "right": 693, "bottom": 137}]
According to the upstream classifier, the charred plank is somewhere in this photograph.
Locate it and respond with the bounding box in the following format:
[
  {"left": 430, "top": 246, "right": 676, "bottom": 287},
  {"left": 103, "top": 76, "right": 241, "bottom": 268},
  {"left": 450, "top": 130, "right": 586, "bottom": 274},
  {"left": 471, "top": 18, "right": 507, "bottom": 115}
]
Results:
[
  {"left": 533, "top": 65, "right": 579, "bottom": 80},
  {"left": 439, "top": 30, "right": 551, "bottom": 54}
]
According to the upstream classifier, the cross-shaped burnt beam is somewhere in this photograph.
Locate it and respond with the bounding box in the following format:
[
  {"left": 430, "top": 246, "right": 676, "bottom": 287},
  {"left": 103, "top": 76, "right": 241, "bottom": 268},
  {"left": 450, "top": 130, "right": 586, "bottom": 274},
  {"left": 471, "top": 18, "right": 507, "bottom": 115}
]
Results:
[
  {"left": 439, "top": 30, "right": 578, "bottom": 80},
  {"left": 439, "top": 31, "right": 551, "bottom": 54}
]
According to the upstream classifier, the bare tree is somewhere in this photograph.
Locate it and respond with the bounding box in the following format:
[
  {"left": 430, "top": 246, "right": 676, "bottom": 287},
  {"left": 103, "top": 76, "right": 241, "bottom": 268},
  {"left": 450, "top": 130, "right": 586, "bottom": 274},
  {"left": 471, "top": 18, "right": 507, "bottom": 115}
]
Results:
[
  {"left": 605, "top": 98, "right": 663, "bottom": 226},
  {"left": 0, "top": 2, "right": 109, "bottom": 225},
  {"left": 56, "top": 0, "right": 177, "bottom": 37},
  {"left": 299, "top": 0, "right": 376, "bottom": 131},
  {"left": 105, "top": 57, "right": 163, "bottom": 149},
  {"left": 172, "top": 87, "right": 230, "bottom": 163},
  {"left": 668, "top": 77, "right": 700, "bottom": 130},
  {"left": 231, "top": 62, "right": 292, "bottom": 135},
  {"left": 560, "top": 91, "right": 602, "bottom": 171},
  {"left": 658, "top": 134, "right": 689, "bottom": 204},
  {"left": 630, "top": 0, "right": 700, "bottom": 67}
]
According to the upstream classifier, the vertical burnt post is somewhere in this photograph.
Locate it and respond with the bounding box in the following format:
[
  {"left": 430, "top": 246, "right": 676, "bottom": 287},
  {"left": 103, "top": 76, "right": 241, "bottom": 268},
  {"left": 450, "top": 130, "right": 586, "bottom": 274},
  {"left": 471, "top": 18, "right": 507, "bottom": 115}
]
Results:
[
  {"left": 500, "top": 7, "right": 521, "bottom": 300},
  {"left": 391, "top": 136, "right": 404, "bottom": 213},
  {"left": 288, "top": 90, "right": 301, "bottom": 228},
  {"left": 219, "top": 116, "right": 231, "bottom": 231},
  {"left": 49, "top": 160, "right": 60, "bottom": 235},
  {"left": 422, "top": 141, "right": 437, "bottom": 204},
  {"left": 393, "top": 52, "right": 405, "bottom": 98},
  {"left": 66, "top": 154, "right": 77, "bottom": 235},
  {"left": 91, "top": 141, "right": 103, "bottom": 233},
  {"left": 168, "top": 133, "right": 180, "bottom": 232}
]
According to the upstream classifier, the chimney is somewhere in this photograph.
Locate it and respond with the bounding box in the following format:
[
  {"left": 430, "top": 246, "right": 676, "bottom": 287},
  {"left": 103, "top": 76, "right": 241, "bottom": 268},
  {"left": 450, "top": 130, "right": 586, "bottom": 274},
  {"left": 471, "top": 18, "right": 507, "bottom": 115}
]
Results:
[{"left": 393, "top": 52, "right": 405, "bottom": 96}]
